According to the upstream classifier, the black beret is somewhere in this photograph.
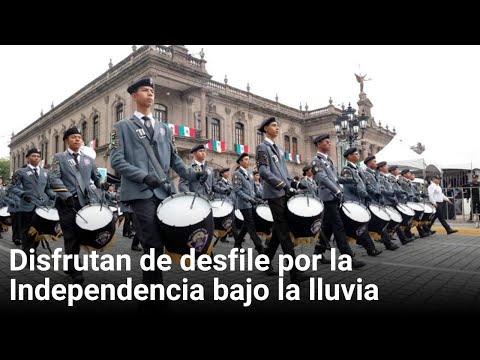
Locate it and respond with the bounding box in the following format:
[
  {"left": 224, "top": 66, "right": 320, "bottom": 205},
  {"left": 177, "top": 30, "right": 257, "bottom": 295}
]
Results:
[
  {"left": 432, "top": 174, "right": 442, "bottom": 180},
  {"left": 313, "top": 133, "right": 330, "bottom": 145},
  {"left": 376, "top": 161, "right": 387, "bottom": 169},
  {"left": 26, "top": 148, "right": 41, "bottom": 157},
  {"left": 388, "top": 165, "right": 398, "bottom": 172},
  {"left": 190, "top": 144, "right": 206, "bottom": 153},
  {"left": 63, "top": 127, "right": 81, "bottom": 141},
  {"left": 219, "top": 167, "right": 230, "bottom": 174},
  {"left": 364, "top": 155, "right": 376, "bottom": 165},
  {"left": 343, "top": 147, "right": 358, "bottom": 158},
  {"left": 259, "top": 117, "right": 276, "bottom": 133},
  {"left": 302, "top": 165, "right": 312, "bottom": 172},
  {"left": 253, "top": 170, "right": 259, "bottom": 175},
  {"left": 400, "top": 168, "right": 411, "bottom": 176},
  {"left": 236, "top": 152, "right": 249, "bottom": 164},
  {"left": 127, "top": 78, "right": 154, "bottom": 94}
]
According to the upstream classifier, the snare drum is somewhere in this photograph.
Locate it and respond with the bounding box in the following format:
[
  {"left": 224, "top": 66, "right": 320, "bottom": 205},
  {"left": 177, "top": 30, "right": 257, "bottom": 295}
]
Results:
[
  {"left": 368, "top": 204, "right": 390, "bottom": 235},
  {"left": 407, "top": 202, "right": 424, "bottom": 222},
  {"left": 254, "top": 204, "right": 273, "bottom": 235},
  {"left": 76, "top": 204, "right": 115, "bottom": 250},
  {"left": 340, "top": 201, "right": 371, "bottom": 238},
  {"left": 422, "top": 203, "right": 435, "bottom": 222},
  {"left": 384, "top": 206, "right": 402, "bottom": 232},
  {"left": 234, "top": 209, "right": 244, "bottom": 230},
  {"left": 0, "top": 206, "right": 12, "bottom": 227},
  {"left": 287, "top": 194, "right": 324, "bottom": 246},
  {"left": 396, "top": 204, "right": 415, "bottom": 226},
  {"left": 157, "top": 192, "right": 214, "bottom": 262},
  {"left": 28, "top": 207, "right": 62, "bottom": 242},
  {"left": 210, "top": 199, "right": 234, "bottom": 238}
]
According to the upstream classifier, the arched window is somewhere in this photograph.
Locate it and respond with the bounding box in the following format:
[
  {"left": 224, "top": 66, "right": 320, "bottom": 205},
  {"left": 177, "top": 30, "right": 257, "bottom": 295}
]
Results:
[
  {"left": 256, "top": 130, "right": 263, "bottom": 145},
  {"left": 284, "top": 135, "right": 290, "bottom": 153},
  {"left": 154, "top": 104, "right": 167, "bottom": 122},
  {"left": 93, "top": 115, "right": 99, "bottom": 146},
  {"left": 116, "top": 104, "right": 124, "bottom": 122},
  {"left": 292, "top": 137, "right": 298, "bottom": 154},
  {"left": 17, "top": 154, "right": 20, "bottom": 169},
  {"left": 235, "top": 122, "right": 244, "bottom": 145},
  {"left": 44, "top": 141, "right": 48, "bottom": 164},
  {"left": 81, "top": 121, "right": 88, "bottom": 140},
  {"left": 211, "top": 118, "right": 220, "bottom": 140},
  {"left": 54, "top": 135, "right": 59, "bottom": 153}
]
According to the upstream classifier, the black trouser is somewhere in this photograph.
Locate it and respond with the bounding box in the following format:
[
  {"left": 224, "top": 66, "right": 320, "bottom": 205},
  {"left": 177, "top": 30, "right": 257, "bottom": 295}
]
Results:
[
  {"left": 429, "top": 202, "right": 452, "bottom": 232},
  {"left": 355, "top": 231, "right": 376, "bottom": 253},
  {"left": 123, "top": 212, "right": 133, "bottom": 236},
  {"left": 472, "top": 199, "right": 480, "bottom": 217},
  {"left": 265, "top": 196, "right": 295, "bottom": 260},
  {"left": 314, "top": 200, "right": 354, "bottom": 257},
  {"left": 18, "top": 211, "right": 38, "bottom": 253},
  {"left": 11, "top": 212, "right": 22, "bottom": 243},
  {"left": 56, "top": 197, "right": 82, "bottom": 273},
  {"left": 130, "top": 211, "right": 140, "bottom": 248},
  {"left": 235, "top": 208, "right": 263, "bottom": 248}
]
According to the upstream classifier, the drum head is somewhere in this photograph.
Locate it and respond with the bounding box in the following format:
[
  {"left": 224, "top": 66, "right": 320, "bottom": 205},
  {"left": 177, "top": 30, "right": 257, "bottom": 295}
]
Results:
[
  {"left": 35, "top": 207, "right": 60, "bottom": 221},
  {"left": 396, "top": 204, "right": 415, "bottom": 216},
  {"left": 0, "top": 207, "right": 10, "bottom": 217},
  {"left": 423, "top": 203, "right": 434, "bottom": 213},
  {"left": 369, "top": 204, "right": 390, "bottom": 221},
  {"left": 341, "top": 201, "right": 371, "bottom": 222},
  {"left": 385, "top": 206, "right": 402, "bottom": 223},
  {"left": 235, "top": 209, "right": 244, "bottom": 221},
  {"left": 407, "top": 202, "right": 424, "bottom": 211},
  {"left": 256, "top": 204, "right": 273, "bottom": 222},
  {"left": 210, "top": 200, "right": 234, "bottom": 218},
  {"left": 109, "top": 206, "right": 118, "bottom": 213},
  {"left": 157, "top": 193, "right": 211, "bottom": 227},
  {"left": 76, "top": 205, "right": 114, "bottom": 231},
  {"left": 287, "top": 195, "right": 323, "bottom": 217}
]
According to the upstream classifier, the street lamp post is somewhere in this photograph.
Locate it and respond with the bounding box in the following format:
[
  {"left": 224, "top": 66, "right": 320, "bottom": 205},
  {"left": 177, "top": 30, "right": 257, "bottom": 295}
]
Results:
[{"left": 333, "top": 103, "right": 369, "bottom": 148}]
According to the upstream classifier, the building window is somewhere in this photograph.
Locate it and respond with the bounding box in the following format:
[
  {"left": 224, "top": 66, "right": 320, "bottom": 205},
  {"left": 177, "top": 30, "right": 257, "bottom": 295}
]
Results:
[
  {"left": 211, "top": 118, "right": 220, "bottom": 140},
  {"left": 235, "top": 122, "right": 244, "bottom": 145},
  {"left": 17, "top": 154, "right": 20, "bottom": 169},
  {"left": 154, "top": 104, "right": 167, "bottom": 122},
  {"left": 54, "top": 135, "right": 59, "bottom": 153},
  {"left": 256, "top": 130, "right": 263, "bottom": 145},
  {"left": 81, "top": 121, "right": 87, "bottom": 140},
  {"left": 93, "top": 115, "right": 99, "bottom": 145},
  {"left": 116, "top": 104, "right": 124, "bottom": 122},
  {"left": 284, "top": 135, "right": 290, "bottom": 153},
  {"left": 44, "top": 141, "right": 48, "bottom": 164},
  {"left": 292, "top": 137, "right": 298, "bottom": 154}
]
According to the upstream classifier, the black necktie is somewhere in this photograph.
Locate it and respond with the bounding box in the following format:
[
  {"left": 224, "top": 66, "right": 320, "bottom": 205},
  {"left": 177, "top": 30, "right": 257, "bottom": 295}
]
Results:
[
  {"left": 142, "top": 116, "right": 154, "bottom": 137},
  {"left": 272, "top": 143, "right": 279, "bottom": 156},
  {"left": 72, "top": 153, "right": 79, "bottom": 166},
  {"left": 33, "top": 168, "right": 38, "bottom": 180},
  {"left": 201, "top": 164, "right": 205, "bottom": 171}
]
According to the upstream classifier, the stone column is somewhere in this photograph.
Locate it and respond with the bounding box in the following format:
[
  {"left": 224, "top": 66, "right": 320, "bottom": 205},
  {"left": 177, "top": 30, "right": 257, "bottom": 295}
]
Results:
[{"left": 200, "top": 90, "right": 206, "bottom": 138}]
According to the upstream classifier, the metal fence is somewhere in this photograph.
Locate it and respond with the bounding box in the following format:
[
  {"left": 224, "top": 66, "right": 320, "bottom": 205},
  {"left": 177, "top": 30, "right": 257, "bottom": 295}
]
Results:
[{"left": 441, "top": 186, "right": 479, "bottom": 221}]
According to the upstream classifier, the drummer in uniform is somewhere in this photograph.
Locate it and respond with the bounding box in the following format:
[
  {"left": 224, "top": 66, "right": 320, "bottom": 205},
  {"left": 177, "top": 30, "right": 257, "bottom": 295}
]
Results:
[
  {"left": 178, "top": 144, "right": 231, "bottom": 199},
  {"left": 398, "top": 168, "right": 422, "bottom": 239},
  {"left": 9, "top": 148, "right": 57, "bottom": 254},
  {"left": 215, "top": 167, "right": 238, "bottom": 243},
  {"left": 362, "top": 156, "right": 399, "bottom": 250},
  {"left": 299, "top": 165, "right": 318, "bottom": 197},
  {"left": 408, "top": 172, "right": 434, "bottom": 237},
  {"left": 253, "top": 170, "right": 264, "bottom": 199},
  {"left": 49, "top": 128, "right": 108, "bottom": 284},
  {"left": 232, "top": 152, "right": 265, "bottom": 254},
  {"left": 340, "top": 148, "right": 382, "bottom": 256},
  {"left": 6, "top": 187, "right": 22, "bottom": 245},
  {"left": 309, "top": 134, "right": 365, "bottom": 268}
]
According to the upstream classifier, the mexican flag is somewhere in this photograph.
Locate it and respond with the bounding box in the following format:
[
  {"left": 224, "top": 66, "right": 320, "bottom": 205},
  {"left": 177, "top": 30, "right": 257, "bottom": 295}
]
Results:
[
  {"left": 179, "top": 125, "right": 196, "bottom": 138},
  {"left": 206, "top": 140, "right": 226, "bottom": 153},
  {"left": 284, "top": 151, "right": 292, "bottom": 161},
  {"left": 294, "top": 154, "right": 301, "bottom": 164},
  {"left": 87, "top": 140, "right": 96, "bottom": 149},
  {"left": 167, "top": 123, "right": 179, "bottom": 136},
  {"left": 234, "top": 144, "right": 249, "bottom": 154}
]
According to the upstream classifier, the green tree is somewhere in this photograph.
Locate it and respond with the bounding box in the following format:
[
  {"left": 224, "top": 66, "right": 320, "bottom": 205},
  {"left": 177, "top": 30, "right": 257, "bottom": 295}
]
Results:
[{"left": 0, "top": 157, "right": 11, "bottom": 183}]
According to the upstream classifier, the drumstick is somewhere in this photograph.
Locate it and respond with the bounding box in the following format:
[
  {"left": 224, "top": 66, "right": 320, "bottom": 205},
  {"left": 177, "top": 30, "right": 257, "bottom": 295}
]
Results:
[
  {"left": 74, "top": 209, "right": 89, "bottom": 223},
  {"left": 190, "top": 191, "right": 198, "bottom": 209},
  {"left": 306, "top": 193, "right": 310, "bottom": 207}
]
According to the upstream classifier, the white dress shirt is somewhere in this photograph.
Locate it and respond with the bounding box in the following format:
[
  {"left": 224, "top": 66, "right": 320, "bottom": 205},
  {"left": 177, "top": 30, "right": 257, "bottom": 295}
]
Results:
[{"left": 428, "top": 182, "right": 449, "bottom": 203}]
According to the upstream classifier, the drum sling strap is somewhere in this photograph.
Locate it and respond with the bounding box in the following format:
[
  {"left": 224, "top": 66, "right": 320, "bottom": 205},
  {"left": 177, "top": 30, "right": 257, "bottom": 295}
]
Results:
[{"left": 126, "top": 120, "right": 171, "bottom": 194}]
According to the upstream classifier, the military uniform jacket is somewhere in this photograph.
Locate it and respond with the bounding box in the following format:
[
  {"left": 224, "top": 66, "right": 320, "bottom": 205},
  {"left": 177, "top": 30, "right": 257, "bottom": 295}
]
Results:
[
  {"left": 254, "top": 182, "right": 264, "bottom": 199},
  {"left": 256, "top": 140, "right": 292, "bottom": 199},
  {"left": 299, "top": 177, "right": 318, "bottom": 197},
  {"left": 50, "top": 150, "right": 102, "bottom": 208},
  {"left": 378, "top": 172, "right": 397, "bottom": 205},
  {"left": 387, "top": 174, "right": 408, "bottom": 203},
  {"left": 340, "top": 163, "right": 369, "bottom": 203},
  {"left": 398, "top": 177, "right": 416, "bottom": 202},
  {"left": 110, "top": 115, "right": 196, "bottom": 202},
  {"left": 5, "top": 188, "right": 21, "bottom": 213},
  {"left": 178, "top": 163, "right": 227, "bottom": 198},
  {"left": 363, "top": 168, "right": 383, "bottom": 203},
  {"left": 9, "top": 166, "right": 56, "bottom": 212},
  {"left": 310, "top": 154, "right": 352, "bottom": 202},
  {"left": 233, "top": 168, "right": 256, "bottom": 210},
  {"left": 216, "top": 177, "right": 236, "bottom": 203}
]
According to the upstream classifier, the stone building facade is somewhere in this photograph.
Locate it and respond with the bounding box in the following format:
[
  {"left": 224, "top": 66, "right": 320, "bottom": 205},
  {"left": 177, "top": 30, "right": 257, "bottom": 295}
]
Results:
[{"left": 9, "top": 45, "right": 394, "bottom": 185}]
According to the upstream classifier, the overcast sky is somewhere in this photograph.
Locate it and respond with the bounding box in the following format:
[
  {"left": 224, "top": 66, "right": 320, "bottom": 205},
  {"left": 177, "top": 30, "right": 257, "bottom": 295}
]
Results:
[{"left": 0, "top": 45, "right": 477, "bottom": 165}]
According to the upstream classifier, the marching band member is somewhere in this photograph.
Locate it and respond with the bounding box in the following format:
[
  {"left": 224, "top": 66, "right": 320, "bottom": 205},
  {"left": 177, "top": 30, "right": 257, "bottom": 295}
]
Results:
[
  {"left": 299, "top": 165, "right": 318, "bottom": 197},
  {"left": 216, "top": 167, "right": 237, "bottom": 243}
]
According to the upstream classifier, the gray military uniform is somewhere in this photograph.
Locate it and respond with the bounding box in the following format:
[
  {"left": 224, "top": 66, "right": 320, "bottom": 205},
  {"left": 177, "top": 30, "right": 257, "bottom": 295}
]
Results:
[
  {"left": 49, "top": 150, "right": 102, "bottom": 207},
  {"left": 387, "top": 174, "right": 408, "bottom": 203},
  {"left": 310, "top": 153, "right": 351, "bottom": 201},
  {"left": 254, "top": 181, "right": 264, "bottom": 199},
  {"left": 340, "top": 163, "right": 369, "bottom": 203},
  {"left": 233, "top": 168, "right": 257, "bottom": 210},
  {"left": 178, "top": 163, "right": 227, "bottom": 198},
  {"left": 362, "top": 167, "right": 383, "bottom": 204},
  {"left": 398, "top": 176, "right": 416, "bottom": 202},
  {"left": 299, "top": 176, "right": 318, "bottom": 197},
  {"left": 216, "top": 177, "right": 235, "bottom": 203},
  {"left": 378, "top": 172, "right": 397, "bottom": 205}
]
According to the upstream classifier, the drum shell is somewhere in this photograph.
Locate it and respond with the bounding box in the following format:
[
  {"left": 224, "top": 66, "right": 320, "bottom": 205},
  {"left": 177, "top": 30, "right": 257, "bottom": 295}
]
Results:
[
  {"left": 234, "top": 209, "right": 244, "bottom": 230},
  {"left": 157, "top": 193, "right": 214, "bottom": 257},
  {"left": 340, "top": 201, "right": 371, "bottom": 238},
  {"left": 0, "top": 207, "right": 12, "bottom": 226},
  {"left": 31, "top": 208, "right": 61, "bottom": 238},
  {"left": 367, "top": 204, "right": 390, "bottom": 234},
  {"left": 396, "top": 204, "right": 414, "bottom": 226},
  {"left": 385, "top": 206, "right": 402, "bottom": 231},
  {"left": 407, "top": 202, "right": 424, "bottom": 221},
  {"left": 76, "top": 205, "right": 115, "bottom": 249},
  {"left": 421, "top": 203, "right": 435, "bottom": 222},
  {"left": 254, "top": 204, "right": 273, "bottom": 234},
  {"left": 211, "top": 200, "right": 234, "bottom": 232},
  {"left": 287, "top": 195, "right": 323, "bottom": 238}
]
